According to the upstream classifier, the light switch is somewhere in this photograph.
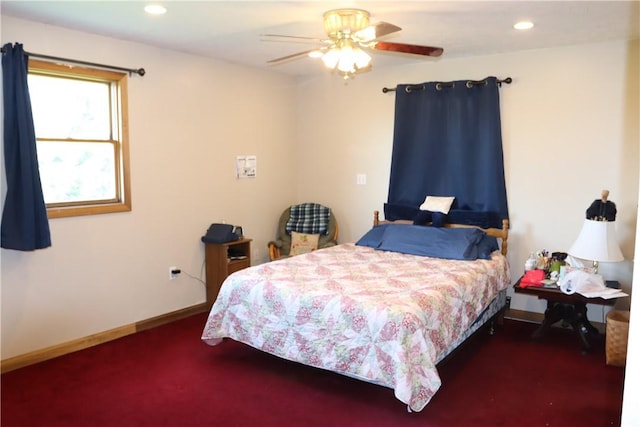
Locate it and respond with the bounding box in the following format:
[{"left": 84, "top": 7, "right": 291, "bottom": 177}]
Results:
[{"left": 356, "top": 174, "right": 367, "bottom": 185}]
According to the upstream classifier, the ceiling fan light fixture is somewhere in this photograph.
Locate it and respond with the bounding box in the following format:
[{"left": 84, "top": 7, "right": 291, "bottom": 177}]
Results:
[
  {"left": 337, "top": 47, "right": 355, "bottom": 73},
  {"left": 323, "top": 9, "right": 370, "bottom": 38},
  {"left": 353, "top": 47, "right": 372, "bottom": 69},
  {"left": 321, "top": 47, "right": 341, "bottom": 69},
  {"left": 321, "top": 41, "right": 372, "bottom": 74},
  {"left": 264, "top": 8, "right": 443, "bottom": 80}
]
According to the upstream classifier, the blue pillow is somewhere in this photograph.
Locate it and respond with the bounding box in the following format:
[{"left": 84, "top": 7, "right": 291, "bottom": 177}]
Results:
[
  {"left": 413, "top": 210, "right": 447, "bottom": 227},
  {"left": 413, "top": 210, "right": 431, "bottom": 225},
  {"left": 384, "top": 203, "right": 420, "bottom": 221},
  {"left": 447, "top": 210, "right": 503, "bottom": 229},
  {"left": 355, "top": 224, "right": 390, "bottom": 249},
  {"left": 477, "top": 234, "right": 499, "bottom": 259},
  {"left": 385, "top": 202, "right": 505, "bottom": 230},
  {"left": 377, "top": 225, "right": 485, "bottom": 260},
  {"left": 431, "top": 212, "right": 448, "bottom": 227}
]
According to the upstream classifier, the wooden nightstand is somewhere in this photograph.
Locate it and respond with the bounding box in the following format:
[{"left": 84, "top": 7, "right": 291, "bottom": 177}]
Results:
[
  {"left": 204, "top": 238, "right": 252, "bottom": 309},
  {"left": 514, "top": 276, "right": 617, "bottom": 354}
]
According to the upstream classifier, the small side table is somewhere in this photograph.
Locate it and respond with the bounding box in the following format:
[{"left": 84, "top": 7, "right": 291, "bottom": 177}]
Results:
[
  {"left": 514, "top": 276, "right": 617, "bottom": 353},
  {"left": 204, "top": 238, "right": 252, "bottom": 309}
]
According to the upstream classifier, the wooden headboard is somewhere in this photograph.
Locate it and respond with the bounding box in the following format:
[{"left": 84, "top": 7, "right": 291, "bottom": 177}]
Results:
[{"left": 373, "top": 210, "right": 509, "bottom": 256}]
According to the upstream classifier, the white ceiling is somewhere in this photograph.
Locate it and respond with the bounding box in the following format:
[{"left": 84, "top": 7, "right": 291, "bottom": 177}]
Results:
[{"left": 2, "top": 1, "right": 639, "bottom": 78}]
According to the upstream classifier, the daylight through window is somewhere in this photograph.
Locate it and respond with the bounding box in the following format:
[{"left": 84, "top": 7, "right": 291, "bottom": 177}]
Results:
[{"left": 28, "top": 59, "right": 131, "bottom": 218}]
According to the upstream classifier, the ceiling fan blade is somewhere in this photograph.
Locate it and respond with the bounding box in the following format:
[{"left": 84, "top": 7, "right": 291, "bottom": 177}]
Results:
[
  {"left": 372, "top": 41, "right": 444, "bottom": 57},
  {"left": 261, "top": 34, "right": 328, "bottom": 44},
  {"left": 267, "top": 49, "right": 321, "bottom": 64},
  {"left": 356, "top": 22, "right": 402, "bottom": 42}
]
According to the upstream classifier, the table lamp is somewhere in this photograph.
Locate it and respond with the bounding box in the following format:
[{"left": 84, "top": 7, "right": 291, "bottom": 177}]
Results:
[{"left": 568, "top": 219, "right": 624, "bottom": 274}]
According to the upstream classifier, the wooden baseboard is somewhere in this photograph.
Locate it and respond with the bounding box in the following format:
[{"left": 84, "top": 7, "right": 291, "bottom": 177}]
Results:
[{"left": 1, "top": 303, "right": 209, "bottom": 374}]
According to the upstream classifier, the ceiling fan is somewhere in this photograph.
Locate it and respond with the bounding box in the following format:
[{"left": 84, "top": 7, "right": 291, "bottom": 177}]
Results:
[{"left": 262, "top": 8, "right": 443, "bottom": 79}]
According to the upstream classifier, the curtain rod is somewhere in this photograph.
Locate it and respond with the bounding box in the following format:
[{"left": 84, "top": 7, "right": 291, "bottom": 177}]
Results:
[
  {"left": 382, "top": 77, "right": 511, "bottom": 93},
  {"left": 0, "top": 47, "right": 145, "bottom": 76}
]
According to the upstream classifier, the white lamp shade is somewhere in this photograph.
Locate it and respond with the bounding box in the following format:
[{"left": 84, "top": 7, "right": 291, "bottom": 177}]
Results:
[
  {"left": 321, "top": 45, "right": 372, "bottom": 73},
  {"left": 321, "top": 48, "right": 340, "bottom": 69},
  {"left": 568, "top": 219, "right": 624, "bottom": 263}
]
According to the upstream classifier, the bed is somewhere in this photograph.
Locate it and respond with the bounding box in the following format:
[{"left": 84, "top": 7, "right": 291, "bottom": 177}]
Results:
[{"left": 201, "top": 211, "right": 511, "bottom": 412}]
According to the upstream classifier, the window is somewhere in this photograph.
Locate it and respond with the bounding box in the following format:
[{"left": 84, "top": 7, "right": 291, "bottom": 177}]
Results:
[{"left": 27, "top": 59, "right": 131, "bottom": 218}]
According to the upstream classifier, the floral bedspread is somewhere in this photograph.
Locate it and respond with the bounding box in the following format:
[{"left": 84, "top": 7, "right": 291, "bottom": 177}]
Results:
[{"left": 201, "top": 243, "right": 510, "bottom": 411}]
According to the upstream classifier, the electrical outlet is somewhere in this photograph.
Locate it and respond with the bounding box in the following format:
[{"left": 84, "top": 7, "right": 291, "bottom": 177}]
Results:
[{"left": 169, "top": 266, "right": 180, "bottom": 280}]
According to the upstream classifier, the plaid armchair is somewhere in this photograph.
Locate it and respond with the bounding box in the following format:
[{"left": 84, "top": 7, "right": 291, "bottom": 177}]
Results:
[{"left": 268, "top": 203, "right": 338, "bottom": 261}]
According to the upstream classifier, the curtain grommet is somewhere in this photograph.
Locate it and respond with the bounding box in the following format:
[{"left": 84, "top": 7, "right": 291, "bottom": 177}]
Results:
[
  {"left": 466, "top": 80, "right": 489, "bottom": 88},
  {"left": 436, "top": 82, "right": 455, "bottom": 91}
]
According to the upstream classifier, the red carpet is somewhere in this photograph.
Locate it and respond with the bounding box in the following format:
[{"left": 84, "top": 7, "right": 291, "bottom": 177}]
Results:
[{"left": 1, "top": 313, "right": 624, "bottom": 426}]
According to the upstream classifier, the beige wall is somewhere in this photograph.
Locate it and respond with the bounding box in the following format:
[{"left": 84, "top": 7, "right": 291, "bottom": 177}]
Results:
[
  {"left": 1, "top": 16, "right": 299, "bottom": 358},
  {"left": 1, "top": 15, "right": 638, "bottom": 381}
]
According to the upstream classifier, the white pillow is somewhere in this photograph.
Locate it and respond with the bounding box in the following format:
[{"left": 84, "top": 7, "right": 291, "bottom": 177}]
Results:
[
  {"left": 419, "top": 196, "right": 455, "bottom": 214},
  {"left": 290, "top": 231, "right": 320, "bottom": 256}
]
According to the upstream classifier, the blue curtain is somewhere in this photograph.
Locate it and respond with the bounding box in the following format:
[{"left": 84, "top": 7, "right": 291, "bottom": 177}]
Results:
[
  {"left": 1, "top": 43, "right": 51, "bottom": 250},
  {"left": 386, "top": 76, "right": 508, "bottom": 228}
]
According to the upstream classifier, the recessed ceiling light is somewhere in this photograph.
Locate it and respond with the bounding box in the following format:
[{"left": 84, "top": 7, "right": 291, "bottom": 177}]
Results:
[
  {"left": 514, "top": 21, "right": 534, "bottom": 30},
  {"left": 144, "top": 4, "right": 167, "bottom": 15}
]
